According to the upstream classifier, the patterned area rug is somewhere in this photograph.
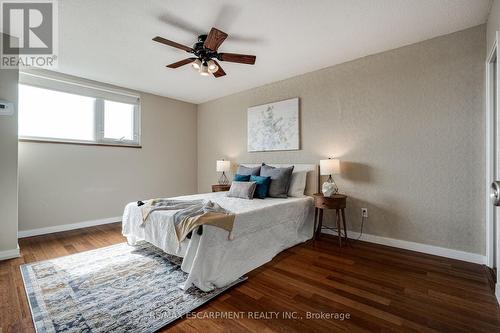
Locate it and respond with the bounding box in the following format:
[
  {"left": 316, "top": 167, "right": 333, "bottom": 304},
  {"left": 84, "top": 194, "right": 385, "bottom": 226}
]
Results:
[{"left": 21, "top": 241, "right": 246, "bottom": 333}]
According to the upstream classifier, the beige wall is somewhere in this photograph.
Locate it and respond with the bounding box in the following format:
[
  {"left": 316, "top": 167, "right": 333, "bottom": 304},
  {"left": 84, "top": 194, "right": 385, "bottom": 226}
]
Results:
[
  {"left": 197, "top": 25, "right": 486, "bottom": 254},
  {"left": 487, "top": 0, "right": 499, "bottom": 53},
  {"left": 19, "top": 83, "right": 197, "bottom": 231},
  {"left": 0, "top": 35, "right": 19, "bottom": 253}
]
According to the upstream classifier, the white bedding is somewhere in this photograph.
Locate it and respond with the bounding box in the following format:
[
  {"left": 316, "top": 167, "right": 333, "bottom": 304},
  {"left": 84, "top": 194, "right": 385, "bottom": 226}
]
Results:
[{"left": 122, "top": 192, "right": 314, "bottom": 291}]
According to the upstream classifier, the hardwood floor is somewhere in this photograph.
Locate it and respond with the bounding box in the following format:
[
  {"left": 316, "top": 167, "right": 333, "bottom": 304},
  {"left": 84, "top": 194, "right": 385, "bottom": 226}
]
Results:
[{"left": 1, "top": 223, "right": 499, "bottom": 332}]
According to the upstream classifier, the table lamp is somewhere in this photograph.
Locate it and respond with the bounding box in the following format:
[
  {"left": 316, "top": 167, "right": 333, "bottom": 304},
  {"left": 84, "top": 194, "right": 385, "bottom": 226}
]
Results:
[
  {"left": 320, "top": 158, "right": 340, "bottom": 197},
  {"left": 216, "top": 159, "right": 231, "bottom": 185}
]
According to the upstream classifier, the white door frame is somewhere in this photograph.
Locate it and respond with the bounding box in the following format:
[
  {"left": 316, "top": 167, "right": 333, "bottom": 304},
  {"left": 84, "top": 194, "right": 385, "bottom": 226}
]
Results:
[{"left": 486, "top": 32, "right": 499, "bottom": 271}]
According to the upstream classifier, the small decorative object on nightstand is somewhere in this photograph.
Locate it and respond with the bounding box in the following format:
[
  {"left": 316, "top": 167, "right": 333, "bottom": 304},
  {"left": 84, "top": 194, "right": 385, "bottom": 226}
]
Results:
[
  {"left": 320, "top": 158, "right": 340, "bottom": 197},
  {"left": 313, "top": 193, "right": 349, "bottom": 248},
  {"left": 212, "top": 184, "right": 231, "bottom": 192},
  {"left": 216, "top": 159, "right": 231, "bottom": 185}
]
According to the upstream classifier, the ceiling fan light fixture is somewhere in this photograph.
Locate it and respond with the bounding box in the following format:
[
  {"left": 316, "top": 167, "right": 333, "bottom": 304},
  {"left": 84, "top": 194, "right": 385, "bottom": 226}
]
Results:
[
  {"left": 199, "top": 62, "right": 210, "bottom": 76},
  {"left": 207, "top": 60, "right": 218, "bottom": 73},
  {"left": 192, "top": 58, "right": 202, "bottom": 70},
  {"left": 154, "top": 26, "right": 256, "bottom": 78}
]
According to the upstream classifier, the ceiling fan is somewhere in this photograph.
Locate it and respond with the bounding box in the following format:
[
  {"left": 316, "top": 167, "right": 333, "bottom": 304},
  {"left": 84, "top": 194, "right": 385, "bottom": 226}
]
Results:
[{"left": 153, "top": 27, "right": 256, "bottom": 78}]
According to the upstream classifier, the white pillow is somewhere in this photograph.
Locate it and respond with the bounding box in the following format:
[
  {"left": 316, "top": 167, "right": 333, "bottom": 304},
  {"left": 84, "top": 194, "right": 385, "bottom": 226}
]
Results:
[{"left": 287, "top": 171, "right": 307, "bottom": 197}]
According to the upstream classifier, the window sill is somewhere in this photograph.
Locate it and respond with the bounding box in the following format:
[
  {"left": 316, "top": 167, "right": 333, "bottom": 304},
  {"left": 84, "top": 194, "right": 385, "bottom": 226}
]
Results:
[{"left": 19, "top": 138, "right": 142, "bottom": 149}]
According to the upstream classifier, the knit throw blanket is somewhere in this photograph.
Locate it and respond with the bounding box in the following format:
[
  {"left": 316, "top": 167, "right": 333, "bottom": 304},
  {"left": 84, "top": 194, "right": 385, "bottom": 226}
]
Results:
[{"left": 140, "top": 199, "right": 235, "bottom": 242}]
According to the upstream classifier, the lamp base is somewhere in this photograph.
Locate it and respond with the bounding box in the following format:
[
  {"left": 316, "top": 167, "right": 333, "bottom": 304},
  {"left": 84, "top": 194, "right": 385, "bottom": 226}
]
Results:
[
  {"left": 218, "top": 172, "right": 229, "bottom": 185},
  {"left": 322, "top": 176, "right": 338, "bottom": 197}
]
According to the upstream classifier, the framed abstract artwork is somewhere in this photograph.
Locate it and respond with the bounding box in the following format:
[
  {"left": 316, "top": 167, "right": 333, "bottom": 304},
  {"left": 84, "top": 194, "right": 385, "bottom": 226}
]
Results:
[{"left": 247, "top": 97, "right": 299, "bottom": 152}]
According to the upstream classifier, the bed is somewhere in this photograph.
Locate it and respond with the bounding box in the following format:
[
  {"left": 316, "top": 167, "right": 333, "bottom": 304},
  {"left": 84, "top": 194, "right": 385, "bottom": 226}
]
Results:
[{"left": 122, "top": 164, "right": 318, "bottom": 291}]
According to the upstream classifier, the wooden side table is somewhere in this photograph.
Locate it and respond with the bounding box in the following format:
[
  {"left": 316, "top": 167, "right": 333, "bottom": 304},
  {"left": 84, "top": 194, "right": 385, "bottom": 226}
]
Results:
[
  {"left": 313, "top": 193, "right": 349, "bottom": 248},
  {"left": 212, "top": 184, "right": 231, "bottom": 192}
]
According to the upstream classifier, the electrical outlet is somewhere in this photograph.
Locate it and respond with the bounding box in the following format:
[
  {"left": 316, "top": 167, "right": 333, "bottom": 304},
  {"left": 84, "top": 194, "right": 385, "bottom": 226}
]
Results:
[{"left": 361, "top": 208, "right": 368, "bottom": 218}]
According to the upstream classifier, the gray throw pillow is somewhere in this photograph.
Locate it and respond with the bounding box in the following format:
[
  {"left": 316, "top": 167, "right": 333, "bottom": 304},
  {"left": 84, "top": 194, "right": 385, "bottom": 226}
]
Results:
[
  {"left": 227, "top": 181, "right": 257, "bottom": 199},
  {"left": 260, "top": 164, "right": 295, "bottom": 198},
  {"left": 236, "top": 165, "right": 261, "bottom": 176}
]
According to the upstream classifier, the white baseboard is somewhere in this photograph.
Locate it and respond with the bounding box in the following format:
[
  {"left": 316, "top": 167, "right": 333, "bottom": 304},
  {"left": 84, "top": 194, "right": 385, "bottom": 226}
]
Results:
[
  {"left": 15, "top": 217, "right": 487, "bottom": 265},
  {"left": 18, "top": 216, "right": 121, "bottom": 238},
  {"left": 0, "top": 244, "right": 20, "bottom": 261},
  {"left": 321, "top": 229, "right": 487, "bottom": 265}
]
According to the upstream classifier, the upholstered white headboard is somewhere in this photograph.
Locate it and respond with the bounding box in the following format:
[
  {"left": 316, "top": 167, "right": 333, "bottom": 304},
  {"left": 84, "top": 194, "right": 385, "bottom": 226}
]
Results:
[{"left": 238, "top": 163, "right": 319, "bottom": 196}]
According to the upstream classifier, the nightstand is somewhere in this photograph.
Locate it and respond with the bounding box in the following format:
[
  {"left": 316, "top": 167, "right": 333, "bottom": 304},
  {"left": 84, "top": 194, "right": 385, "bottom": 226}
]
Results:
[
  {"left": 212, "top": 184, "right": 231, "bottom": 192},
  {"left": 313, "top": 193, "right": 349, "bottom": 247}
]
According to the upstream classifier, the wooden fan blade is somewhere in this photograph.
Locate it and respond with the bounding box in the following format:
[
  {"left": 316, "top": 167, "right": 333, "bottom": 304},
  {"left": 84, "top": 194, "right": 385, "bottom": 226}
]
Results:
[
  {"left": 166, "top": 58, "right": 196, "bottom": 68},
  {"left": 204, "top": 27, "right": 228, "bottom": 51},
  {"left": 153, "top": 36, "right": 193, "bottom": 52},
  {"left": 219, "top": 53, "right": 256, "bottom": 65},
  {"left": 212, "top": 61, "right": 226, "bottom": 78}
]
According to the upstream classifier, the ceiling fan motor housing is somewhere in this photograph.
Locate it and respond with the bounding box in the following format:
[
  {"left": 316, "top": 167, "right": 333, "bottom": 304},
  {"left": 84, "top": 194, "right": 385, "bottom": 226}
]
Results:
[{"left": 192, "top": 34, "right": 217, "bottom": 63}]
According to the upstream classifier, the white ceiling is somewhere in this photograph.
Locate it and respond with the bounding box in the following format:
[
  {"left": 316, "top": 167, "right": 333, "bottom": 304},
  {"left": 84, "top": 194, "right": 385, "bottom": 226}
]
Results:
[{"left": 54, "top": 0, "right": 491, "bottom": 104}]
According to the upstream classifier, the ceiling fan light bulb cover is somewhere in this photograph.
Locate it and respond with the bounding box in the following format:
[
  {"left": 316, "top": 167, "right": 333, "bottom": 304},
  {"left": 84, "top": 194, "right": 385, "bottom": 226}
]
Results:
[
  {"left": 207, "top": 60, "right": 218, "bottom": 73},
  {"left": 200, "top": 64, "right": 210, "bottom": 76},
  {"left": 192, "top": 59, "right": 201, "bottom": 70}
]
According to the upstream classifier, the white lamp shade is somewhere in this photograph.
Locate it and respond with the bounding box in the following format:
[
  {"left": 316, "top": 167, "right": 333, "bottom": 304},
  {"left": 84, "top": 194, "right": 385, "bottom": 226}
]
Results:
[
  {"left": 207, "top": 60, "right": 218, "bottom": 73},
  {"left": 320, "top": 158, "right": 340, "bottom": 175},
  {"left": 191, "top": 59, "right": 201, "bottom": 70},
  {"left": 200, "top": 63, "right": 210, "bottom": 76},
  {"left": 216, "top": 160, "right": 231, "bottom": 172}
]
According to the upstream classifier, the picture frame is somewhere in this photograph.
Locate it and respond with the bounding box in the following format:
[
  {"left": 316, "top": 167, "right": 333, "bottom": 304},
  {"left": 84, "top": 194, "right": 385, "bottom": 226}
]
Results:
[{"left": 247, "top": 97, "right": 300, "bottom": 152}]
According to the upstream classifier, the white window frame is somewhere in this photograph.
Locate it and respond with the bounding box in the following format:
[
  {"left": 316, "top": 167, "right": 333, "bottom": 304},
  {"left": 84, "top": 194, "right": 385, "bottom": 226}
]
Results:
[
  {"left": 95, "top": 99, "right": 141, "bottom": 146},
  {"left": 18, "top": 72, "right": 141, "bottom": 147}
]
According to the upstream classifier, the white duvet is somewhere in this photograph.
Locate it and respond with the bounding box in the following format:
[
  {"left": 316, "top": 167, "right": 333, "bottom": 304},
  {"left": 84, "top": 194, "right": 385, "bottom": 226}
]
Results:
[{"left": 122, "top": 192, "right": 314, "bottom": 291}]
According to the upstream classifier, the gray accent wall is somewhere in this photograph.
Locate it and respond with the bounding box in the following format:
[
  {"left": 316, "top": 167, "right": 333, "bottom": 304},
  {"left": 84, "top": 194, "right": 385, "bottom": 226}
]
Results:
[
  {"left": 197, "top": 25, "right": 486, "bottom": 255},
  {"left": 0, "top": 34, "right": 19, "bottom": 254},
  {"left": 18, "top": 74, "right": 198, "bottom": 232}
]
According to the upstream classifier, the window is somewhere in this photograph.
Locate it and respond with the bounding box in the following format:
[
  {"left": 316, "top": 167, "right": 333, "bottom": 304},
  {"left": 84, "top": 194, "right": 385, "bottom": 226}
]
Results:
[
  {"left": 18, "top": 81, "right": 141, "bottom": 147},
  {"left": 19, "top": 85, "right": 95, "bottom": 141},
  {"left": 103, "top": 100, "right": 136, "bottom": 141}
]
